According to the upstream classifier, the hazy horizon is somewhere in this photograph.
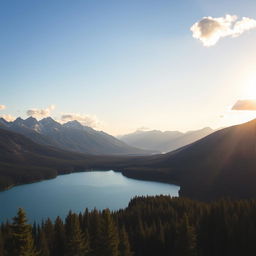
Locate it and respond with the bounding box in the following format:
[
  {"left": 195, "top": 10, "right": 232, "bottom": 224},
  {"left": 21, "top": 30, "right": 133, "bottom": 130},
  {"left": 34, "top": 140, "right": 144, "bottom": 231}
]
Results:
[
  {"left": 0, "top": 114, "right": 217, "bottom": 137},
  {"left": 1, "top": 0, "right": 256, "bottom": 135}
]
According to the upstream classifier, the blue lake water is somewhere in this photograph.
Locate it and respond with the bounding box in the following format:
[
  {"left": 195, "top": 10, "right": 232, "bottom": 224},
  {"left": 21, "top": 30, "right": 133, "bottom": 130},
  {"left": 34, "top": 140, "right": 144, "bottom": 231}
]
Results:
[{"left": 0, "top": 170, "right": 179, "bottom": 222}]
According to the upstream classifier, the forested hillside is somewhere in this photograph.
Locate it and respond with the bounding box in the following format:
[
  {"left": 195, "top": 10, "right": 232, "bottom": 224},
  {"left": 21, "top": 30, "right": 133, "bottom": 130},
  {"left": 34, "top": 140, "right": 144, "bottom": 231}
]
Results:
[{"left": 1, "top": 196, "right": 256, "bottom": 256}]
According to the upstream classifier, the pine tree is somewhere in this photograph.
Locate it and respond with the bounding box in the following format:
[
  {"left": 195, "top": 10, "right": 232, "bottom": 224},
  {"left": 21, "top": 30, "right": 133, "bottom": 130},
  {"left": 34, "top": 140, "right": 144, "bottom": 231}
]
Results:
[
  {"left": 10, "top": 208, "right": 38, "bottom": 256},
  {"left": 2, "top": 221, "right": 13, "bottom": 256},
  {"left": 175, "top": 215, "right": 197, "bottom": 256},
  {"left": 81, "top": 208, "right": 89, "bottom": 232},
  {"left": 100, "top": 209, "right": 119, "bottom": 256},
  {"left": 38, "top": 230, "right": 50, "bottom": 256},
  {"left": 42, "top": 218, "right": 54, "bottom": 254},
  {"left": 52, "top": 216, "right": 66, "bottom": 256},
  {"left": 32, "top": 223, "right": 37, "bottom": 246},
  {"left": 65, "top": 212, "right": 89, "bottom": 256},
  {"left": 119, "top": 226, "right": 133, "bottom": 256},
  {"left": 0, "top": 231, "right": 4, "bottom": 256},
  {"left": 88, "top": 209, "right": 101, "bottom": 256}
]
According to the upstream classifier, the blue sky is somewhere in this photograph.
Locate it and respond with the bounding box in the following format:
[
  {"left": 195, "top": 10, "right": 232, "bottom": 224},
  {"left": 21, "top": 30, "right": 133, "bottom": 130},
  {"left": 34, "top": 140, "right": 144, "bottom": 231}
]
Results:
[{"left": 1, "top": 0, "right": 256, "bottom": 135}]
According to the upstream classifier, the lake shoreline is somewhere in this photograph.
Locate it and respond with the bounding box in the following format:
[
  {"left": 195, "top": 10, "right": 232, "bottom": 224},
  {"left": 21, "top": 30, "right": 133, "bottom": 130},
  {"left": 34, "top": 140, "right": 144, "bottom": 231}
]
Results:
[
  {"left": 0, "top": 168, "right": 181, "bottom": 193},
  {"left": 0, "top": 170, "right": 179, "bottom": 223}
]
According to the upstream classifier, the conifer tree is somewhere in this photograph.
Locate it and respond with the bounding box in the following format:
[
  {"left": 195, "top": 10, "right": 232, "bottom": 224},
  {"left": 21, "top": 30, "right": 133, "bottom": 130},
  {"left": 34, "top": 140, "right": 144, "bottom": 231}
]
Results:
[
  {"left": 81, "top": 208, "right": 89, "bottom": 232},
  {"left": 10, "top": 208, "right": 38, "bottom": 256},
  {"left": 2, "top": 221, "right": 13, "bottom": 256},
  {"left": 65, "top": 212, "right": 89, "bottom": 256},
  {"left": 42, "top": 218, "right": 54, "bottom": 253},
  {"left": 52, "top": 216, "right": 66, "bottom": 256},
  {"left": 32, "top": 223, "right": 38, "bottom": 246},
  {"left": 119, "top": 226, "right": 133, "bottom": 256},
  {"left": 0, "top": 231, "right": 4, "bottom": 256},
  {"left": 175, "top": 215, "right": 197, "bottom": 256},
  {"left": 88, "top": 209, "right": 101, "bottom": 256},
  {"left": 100, "top": 209, "right": 119, "bottom": 256},
  {"left": 38, "top": 230, "right": 50, "bottom": 256}
]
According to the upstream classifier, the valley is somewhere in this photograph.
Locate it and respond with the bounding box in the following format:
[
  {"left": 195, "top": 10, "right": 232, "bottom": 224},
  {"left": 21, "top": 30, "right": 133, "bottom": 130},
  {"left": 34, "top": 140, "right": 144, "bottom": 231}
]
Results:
[{"left": 1, "top": 118, "right": 256, "bottom": 201}]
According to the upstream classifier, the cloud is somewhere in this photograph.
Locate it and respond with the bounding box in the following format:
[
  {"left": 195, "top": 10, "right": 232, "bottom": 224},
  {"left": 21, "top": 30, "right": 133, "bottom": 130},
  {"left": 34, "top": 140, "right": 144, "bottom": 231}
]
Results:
[
  {"left": 61, "top": 113, "right": 100, "bottom": 128},
  {"left": 0, "top": 105, "right": 6, "bottom": 110},
  {"left": 191, "top": 14, "right": 256, "bottom": 46},
  {"left": 232, "top": 100, "right": 256, "bottom": 110},
  {"left": 27, "top": 105, "right": 55, "bottom": 118},
  {"left": 136, "top": 126, "right": 150, "bottom": 132},
  {"left": 0, "top": 114, "right": 15, "bottom": 122},
  {"left": 0, "top": 105, "right": 14, "bottom": 121}
]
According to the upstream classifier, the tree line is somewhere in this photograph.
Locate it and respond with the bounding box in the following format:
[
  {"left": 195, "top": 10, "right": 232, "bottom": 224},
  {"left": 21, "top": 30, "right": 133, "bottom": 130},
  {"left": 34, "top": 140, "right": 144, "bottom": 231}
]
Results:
[{"left": 1, "top": 195, "right": 256, "bottom": 256}]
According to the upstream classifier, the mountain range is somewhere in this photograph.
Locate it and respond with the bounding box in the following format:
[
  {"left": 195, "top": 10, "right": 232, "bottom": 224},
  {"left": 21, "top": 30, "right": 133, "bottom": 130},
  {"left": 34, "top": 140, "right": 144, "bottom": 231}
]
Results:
[
  {"left": 0, "top": 117, "right": 152, "bottom": 155},
  {"left": 118, "top": 127, "right": 214, "bottom": 152},
  {"left": 1, "top": 118, "right": 256, "bottom": 201},
  {"left": 119, "top": 119, "right": 256, "bottom": 200}
]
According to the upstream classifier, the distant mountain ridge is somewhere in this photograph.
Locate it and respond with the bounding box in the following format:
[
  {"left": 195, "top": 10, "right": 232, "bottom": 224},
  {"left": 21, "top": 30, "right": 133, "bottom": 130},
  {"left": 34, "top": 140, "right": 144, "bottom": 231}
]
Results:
[
  {"left": 118, "top": 127, "right": 214, "bottom": 152},
  {"left": 0, "top": 117, "right": 152, "bottom": 155},
  {"left": 118, "top": 119, "right": 256, "bottom": 200},
  {"left": 1, "top": 119, "right": 256, "bottom": 201}
]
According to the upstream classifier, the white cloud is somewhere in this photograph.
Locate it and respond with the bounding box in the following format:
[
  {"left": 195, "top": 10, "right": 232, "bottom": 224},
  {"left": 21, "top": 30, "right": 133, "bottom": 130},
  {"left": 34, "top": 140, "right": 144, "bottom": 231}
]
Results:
[
  {"left": 0, "top": 114, "right": 15, "bottom": 122},
  {"left": 0, "top": 106, "right": 14, "bottom": 121},
  {"left": 0, "top": 105, "right": 6, "bottom": 110},
  {"left": 27, "top": 105, "right": 55, "bottom": 118},
  {"left": 191, "top": 14, "right": 256, "bottom": 46},
  {"left": 232, "top": 100, "right": 256, "bottom": 110},
  {"left": 61, "top": 113, "right": 100, "bottom": 128}
]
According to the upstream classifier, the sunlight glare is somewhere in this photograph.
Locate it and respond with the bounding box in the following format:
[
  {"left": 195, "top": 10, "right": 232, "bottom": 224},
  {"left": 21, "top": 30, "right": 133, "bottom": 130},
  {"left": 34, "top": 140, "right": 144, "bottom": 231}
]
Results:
[{"left": 244, "top": 74, "right": 256, "bottom": 99}]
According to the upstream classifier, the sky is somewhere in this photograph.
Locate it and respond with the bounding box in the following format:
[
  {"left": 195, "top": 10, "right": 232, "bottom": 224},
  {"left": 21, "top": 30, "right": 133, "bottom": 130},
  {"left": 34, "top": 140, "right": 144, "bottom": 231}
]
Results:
[{"left": 1, "top": 0, "right": 256, "bottom": 135}]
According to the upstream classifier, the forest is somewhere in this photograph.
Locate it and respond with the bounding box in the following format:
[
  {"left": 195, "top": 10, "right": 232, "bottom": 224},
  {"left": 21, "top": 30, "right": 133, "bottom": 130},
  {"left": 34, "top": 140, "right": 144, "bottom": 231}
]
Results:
[{"left": 1, "top": 195, "right": 256, "bottom": 256}]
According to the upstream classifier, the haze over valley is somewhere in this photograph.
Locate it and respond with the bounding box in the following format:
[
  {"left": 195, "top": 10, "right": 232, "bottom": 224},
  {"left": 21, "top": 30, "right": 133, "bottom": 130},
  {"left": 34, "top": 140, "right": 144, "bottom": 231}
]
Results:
[{"left": 118, "top": 127, "right": 214, "bottom": 152}]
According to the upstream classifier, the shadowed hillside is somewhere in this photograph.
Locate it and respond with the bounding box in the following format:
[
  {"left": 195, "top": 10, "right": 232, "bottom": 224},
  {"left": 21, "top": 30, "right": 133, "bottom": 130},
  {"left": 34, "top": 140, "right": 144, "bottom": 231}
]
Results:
[
  {"left": 0, "top": 117, "right": 153, "bottom": 155},
  {"left": 120, "top": 119, "right": 256, "bottom": 200},
  {"left": 0, "top": 128, "right": 139, "bottom": 190},
  {"left": 2, "top": 119, "right": 256, "bottom": 201}
]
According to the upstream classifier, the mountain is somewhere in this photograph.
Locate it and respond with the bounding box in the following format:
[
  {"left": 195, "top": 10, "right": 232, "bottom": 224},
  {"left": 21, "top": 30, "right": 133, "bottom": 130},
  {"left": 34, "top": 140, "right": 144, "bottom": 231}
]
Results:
[
  {"left": 118, "top": 127, "right": 214, "bottom": 152},
  {"left": 0, "top": 127, "right": 80, "bottom": 190},
  {"left": 0, "top": 118, "right": 10, "bottom": 127},
  {"left": 0, "top": 127, "right": 127, "bottom": 190},
  {"left": 119, "top": 119, "right": 256, "bottom": 200},
  {"left": 4, "top": 117, "right": 57, "bottom": 147},
  {"left": 2, "top": 119, "right": 256, "bottom": 201},
  {"left": 1, "top": 117, "right": 152, "bottom": 155}
]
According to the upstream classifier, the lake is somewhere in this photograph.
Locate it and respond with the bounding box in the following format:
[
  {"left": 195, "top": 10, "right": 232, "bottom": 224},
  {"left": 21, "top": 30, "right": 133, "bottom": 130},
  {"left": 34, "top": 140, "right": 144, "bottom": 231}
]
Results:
[{"left": 0, "top": 170, "right": 179, "bottom": 222}]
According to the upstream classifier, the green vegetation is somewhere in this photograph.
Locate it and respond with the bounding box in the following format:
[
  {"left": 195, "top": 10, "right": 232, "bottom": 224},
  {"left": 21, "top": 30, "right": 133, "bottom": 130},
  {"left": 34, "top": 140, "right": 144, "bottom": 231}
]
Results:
[
  {"left": 6, "top": 208, "right": 38, "bottom": 256},
  {"left": 1, "top": 196, "right": 256, "bottom": 255}
]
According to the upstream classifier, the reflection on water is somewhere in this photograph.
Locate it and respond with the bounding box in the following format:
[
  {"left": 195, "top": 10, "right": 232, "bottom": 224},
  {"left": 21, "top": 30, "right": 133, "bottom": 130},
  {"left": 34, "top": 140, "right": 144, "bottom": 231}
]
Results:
[{"left": 0, "top": 170, "right": 179, "bottom": 222}]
